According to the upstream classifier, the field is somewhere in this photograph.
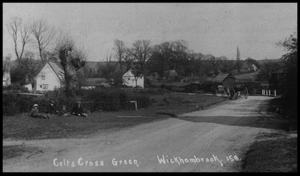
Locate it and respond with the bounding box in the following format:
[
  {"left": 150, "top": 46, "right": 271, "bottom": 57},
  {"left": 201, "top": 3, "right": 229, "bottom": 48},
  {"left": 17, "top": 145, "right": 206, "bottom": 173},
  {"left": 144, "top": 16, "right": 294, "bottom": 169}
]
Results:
[{"left": 3, "top": 92, "right": 226, "bottom": 140}]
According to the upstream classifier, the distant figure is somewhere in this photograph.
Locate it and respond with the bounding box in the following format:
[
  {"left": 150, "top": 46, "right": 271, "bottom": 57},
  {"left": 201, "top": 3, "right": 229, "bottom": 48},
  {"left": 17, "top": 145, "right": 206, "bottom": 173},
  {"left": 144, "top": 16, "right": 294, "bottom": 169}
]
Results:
[
  {"left": 229, "top": 88, "right": 235, "bottom": 99},
  {"left": 30, "top": 104, "right": 49, "bottom": 119},
  {"left": 71, "top": 101, "right": 87, "bottom": 117}
]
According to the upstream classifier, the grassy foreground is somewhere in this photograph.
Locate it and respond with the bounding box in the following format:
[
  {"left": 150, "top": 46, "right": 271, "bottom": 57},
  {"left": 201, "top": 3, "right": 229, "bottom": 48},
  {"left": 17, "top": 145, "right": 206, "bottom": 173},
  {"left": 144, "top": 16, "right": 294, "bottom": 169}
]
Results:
[
  {"left": 241, "top": 97, "right": 297, "bottom": 172},
  {"left": 3, "top": 93, "right": 226, "bottom": 140},
  {"left": 242, "top": 132, "right": 297, "bottom": 172}
]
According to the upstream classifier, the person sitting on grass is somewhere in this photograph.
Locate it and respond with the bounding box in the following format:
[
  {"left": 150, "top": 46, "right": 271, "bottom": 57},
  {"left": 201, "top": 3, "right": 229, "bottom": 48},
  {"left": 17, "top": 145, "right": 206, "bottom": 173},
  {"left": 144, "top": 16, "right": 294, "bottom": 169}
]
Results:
[
  {"left": 30, "top": 104, "right": 50, "bottom": 119},
  {"left": 71, "top": 101, "right": 88, "bottom": 117}
]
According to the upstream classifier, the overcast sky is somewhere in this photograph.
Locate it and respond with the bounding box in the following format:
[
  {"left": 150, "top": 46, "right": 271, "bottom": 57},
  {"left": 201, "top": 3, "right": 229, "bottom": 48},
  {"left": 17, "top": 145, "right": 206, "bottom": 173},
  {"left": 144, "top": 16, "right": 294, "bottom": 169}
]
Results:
[{"left": 3, "top": 3, "right": 297, "bottom": 61}]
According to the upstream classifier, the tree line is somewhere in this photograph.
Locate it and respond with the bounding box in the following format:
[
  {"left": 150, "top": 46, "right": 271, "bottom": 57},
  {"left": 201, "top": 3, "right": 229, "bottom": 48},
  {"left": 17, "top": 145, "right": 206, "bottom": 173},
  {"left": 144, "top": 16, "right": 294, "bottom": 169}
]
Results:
[
  {"left": 83, "top": 39, "right": 261, "bottom": 84},
  {"left": 5, "top": 17, "right": 87, "bottom": 97}
]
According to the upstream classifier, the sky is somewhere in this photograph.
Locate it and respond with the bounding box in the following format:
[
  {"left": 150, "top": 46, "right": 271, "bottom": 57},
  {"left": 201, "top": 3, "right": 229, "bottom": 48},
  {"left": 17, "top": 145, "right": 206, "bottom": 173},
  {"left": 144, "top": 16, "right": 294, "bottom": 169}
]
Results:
[{"left": 3, "top": 3, "right": 297, "bottom": 61}]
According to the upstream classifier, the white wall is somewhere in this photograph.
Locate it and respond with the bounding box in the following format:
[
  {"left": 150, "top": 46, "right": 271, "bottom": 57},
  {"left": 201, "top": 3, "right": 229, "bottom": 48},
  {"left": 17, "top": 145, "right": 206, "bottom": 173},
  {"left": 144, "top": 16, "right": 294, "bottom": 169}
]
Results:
[
  {"left": 123, "top": 76, "right": 144, "bottom": 88},
  {"left": 35, "top": 64, "right": 62, "bottom": 91},
  {"left": 136, "top": 76, "right": 144, "bottom": 88},
  {"left": 3, "top": 72, "right": 11, "bottom": 87},
  {"left": 24, "top": 84, "right": 33, "bottom": 91}
]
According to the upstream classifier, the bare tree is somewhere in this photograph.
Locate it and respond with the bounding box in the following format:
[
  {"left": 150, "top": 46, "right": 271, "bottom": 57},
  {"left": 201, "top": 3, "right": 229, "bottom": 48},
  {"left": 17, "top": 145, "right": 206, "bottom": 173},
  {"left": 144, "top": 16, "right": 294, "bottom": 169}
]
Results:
[
  {"left": 113, "top": 39, "right": 127, "bottom": 71},
  {"left": 31, "top": 19, "right": 56, "bottom": 61},
  {"left": 125, "top": 40, "right": 151, "bottom": 87},
  {"left": 130, "top": 40, "right": 152, "bottom": 76},
  {"left": 7, "top": 17, "right": 31, "bottom": 62}
]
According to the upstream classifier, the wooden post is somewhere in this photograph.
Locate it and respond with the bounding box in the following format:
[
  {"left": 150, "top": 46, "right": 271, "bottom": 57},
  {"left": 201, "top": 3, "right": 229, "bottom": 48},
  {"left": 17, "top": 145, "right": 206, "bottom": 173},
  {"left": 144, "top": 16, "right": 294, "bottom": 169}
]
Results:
[{"left": 129, "top": 101, "right": 138, "bottom": 111}]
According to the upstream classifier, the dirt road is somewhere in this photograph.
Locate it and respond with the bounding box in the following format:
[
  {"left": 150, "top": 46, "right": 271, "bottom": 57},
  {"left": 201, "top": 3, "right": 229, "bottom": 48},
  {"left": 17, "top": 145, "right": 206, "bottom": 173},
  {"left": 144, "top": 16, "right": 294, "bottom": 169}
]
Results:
[{"left": 3, "top": 96, "right": 280, "bottom": 172}]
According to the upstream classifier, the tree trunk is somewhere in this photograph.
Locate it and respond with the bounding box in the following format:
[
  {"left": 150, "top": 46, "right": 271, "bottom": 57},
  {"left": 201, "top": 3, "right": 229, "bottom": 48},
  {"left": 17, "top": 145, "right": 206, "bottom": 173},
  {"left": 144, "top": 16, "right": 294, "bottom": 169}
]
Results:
[{"left": 135, "top": 77, "right": 138, "bottom": 88}]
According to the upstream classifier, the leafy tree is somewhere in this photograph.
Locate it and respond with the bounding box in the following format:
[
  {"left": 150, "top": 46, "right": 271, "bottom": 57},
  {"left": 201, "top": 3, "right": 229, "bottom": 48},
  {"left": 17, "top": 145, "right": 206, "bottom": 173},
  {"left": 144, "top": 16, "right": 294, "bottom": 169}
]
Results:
[
  {"left": 256, "top": 61, "right": 282, "bottom": 82},
  {"left": 129, "top": 40, "right": 152, "bottom": 77},
  {"left": 55, "top": 34, "right": 86, "bottom": 97},
  {"left": 147, "top": 42, "right": 172, "bottom": 77},
  {"left": 146, "top": 40, "right": 191, "bottom": 78},
  {"left": 10, "top": 57, "right": 42, "bottom": 85},
  {"left": 278, "top": 34, "right": 297, "bottom": 119}
]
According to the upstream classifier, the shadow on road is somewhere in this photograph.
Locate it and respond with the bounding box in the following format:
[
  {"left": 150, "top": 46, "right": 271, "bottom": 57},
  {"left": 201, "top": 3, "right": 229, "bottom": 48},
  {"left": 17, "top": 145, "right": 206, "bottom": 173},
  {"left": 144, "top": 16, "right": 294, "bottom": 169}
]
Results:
[
  {"left": 174, "top": 115, "right": 290, "bottom": 130},
  {"left": 171, "top": 97, "right": 290, "bottom": 131}
]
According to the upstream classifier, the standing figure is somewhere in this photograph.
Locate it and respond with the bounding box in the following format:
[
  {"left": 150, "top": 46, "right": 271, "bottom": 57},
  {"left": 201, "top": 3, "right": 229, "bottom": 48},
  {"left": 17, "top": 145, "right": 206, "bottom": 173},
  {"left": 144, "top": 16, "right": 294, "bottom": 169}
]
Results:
[{"left": 48, "top": 99, "right": 56, "bottom": 114}]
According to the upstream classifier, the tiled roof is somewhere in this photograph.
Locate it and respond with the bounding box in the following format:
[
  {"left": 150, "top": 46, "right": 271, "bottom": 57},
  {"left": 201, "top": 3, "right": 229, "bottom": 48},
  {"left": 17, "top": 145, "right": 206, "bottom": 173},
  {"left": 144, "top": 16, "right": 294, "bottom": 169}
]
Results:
[{"left": 210, "top": 73, "right": 232, "bottom": 83}]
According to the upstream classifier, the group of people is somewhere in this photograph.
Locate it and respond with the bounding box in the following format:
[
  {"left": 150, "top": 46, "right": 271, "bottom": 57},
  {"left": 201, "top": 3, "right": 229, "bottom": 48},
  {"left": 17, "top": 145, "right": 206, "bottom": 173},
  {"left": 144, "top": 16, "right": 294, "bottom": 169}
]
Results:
[
  {"left": 29, "top": 99, "right": 88, "bottom": 119},
  {"left": 226, "top": 85, "right": 248, "bottom": 100}
]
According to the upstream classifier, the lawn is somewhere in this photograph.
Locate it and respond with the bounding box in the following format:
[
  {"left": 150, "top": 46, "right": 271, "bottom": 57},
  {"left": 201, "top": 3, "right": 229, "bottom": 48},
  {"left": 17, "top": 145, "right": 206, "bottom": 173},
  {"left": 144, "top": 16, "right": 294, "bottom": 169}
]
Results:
[
  {"left": 241, "top": 132, "right": 297, "bottom": 172},
  {"left": 3, "top": 92, "right": 227, "bottom": 140}
]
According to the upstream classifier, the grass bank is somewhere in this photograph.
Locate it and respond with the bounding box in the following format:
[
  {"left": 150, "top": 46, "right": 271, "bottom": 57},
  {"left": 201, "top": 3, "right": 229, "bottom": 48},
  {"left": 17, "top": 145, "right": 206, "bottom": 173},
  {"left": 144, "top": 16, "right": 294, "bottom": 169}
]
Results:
[
  {"left": 241, "top": 97, "right": 297, "bottom": 172},
  {"left": 242, "top": 132, "right": 297, "bottom": 172}
]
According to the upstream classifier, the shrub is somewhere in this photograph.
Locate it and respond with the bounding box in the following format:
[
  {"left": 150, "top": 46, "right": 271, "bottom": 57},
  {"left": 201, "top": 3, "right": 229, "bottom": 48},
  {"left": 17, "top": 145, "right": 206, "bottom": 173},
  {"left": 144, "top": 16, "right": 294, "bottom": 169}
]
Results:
[
  {"left": 82, "top": 88, "right": 128, "bottom": 111},
  {"left": 81, "top": 88, "right": 152, "bottom": 112},
  {"left": 3, "top": 84, "right": 29, "bottom": 93},
  {"left": 136, "top": 95, "right": 151, "bottom": 108},
  {"left": 200, "top": 81, "right": 219, "bottom": 93}
]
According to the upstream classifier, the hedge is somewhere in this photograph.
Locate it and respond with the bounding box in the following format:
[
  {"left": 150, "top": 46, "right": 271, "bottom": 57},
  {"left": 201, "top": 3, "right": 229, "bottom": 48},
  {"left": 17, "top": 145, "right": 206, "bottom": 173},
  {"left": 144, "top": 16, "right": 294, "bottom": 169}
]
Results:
[{"left": 3, "top": 88, "right": 152, "bottom": 116}]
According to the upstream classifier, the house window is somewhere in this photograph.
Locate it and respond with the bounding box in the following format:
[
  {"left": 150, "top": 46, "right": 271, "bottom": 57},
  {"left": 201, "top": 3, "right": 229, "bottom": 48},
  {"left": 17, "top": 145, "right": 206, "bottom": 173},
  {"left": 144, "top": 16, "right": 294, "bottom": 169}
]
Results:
[{"left": 42, "top": 84, "right": 48, "bottom": 89}]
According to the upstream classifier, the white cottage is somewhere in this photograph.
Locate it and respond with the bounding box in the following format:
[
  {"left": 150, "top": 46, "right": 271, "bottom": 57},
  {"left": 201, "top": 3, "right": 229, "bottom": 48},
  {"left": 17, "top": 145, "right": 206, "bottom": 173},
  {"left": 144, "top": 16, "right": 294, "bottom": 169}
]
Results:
[
  {"left": 34, "top": 61, "right": 64, "bottom": 91},
  {"left": 3, "top": 71, "right": 11, "bottom": 87},
  {"left": 122, "top": 69, "right": 144, "bottom": 88}
]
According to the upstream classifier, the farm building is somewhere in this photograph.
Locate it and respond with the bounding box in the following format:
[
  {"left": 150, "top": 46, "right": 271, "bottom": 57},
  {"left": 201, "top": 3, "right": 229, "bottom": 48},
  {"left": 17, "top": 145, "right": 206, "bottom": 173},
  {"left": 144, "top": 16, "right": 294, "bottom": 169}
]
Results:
[
  {"left": 34, "top": 61, "right": 64, "bottom": 91},
  {"left": 210, "top": 73, "right": 236, "bottom": 89},
  {"left": 122, "top": 69, "right": 144, "bottom": 88}
]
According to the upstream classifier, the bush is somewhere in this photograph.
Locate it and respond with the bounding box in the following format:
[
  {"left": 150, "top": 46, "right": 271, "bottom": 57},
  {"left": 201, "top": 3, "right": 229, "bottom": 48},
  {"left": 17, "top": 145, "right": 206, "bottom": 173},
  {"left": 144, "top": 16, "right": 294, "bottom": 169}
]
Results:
[
  {"left": 3, "top": 93, "right": 49, "bottom": 115},
  {"left": 3, "top": 84, "right": 29, "bottom": 93},
  {"left": 81, "top": 88, "right": 152, "bottom": 112},
  {"left": 82, "top": 88, "right": 128, "bottom": 111},
  {"left": 200, "top": 81, "right": 219, "bottom": 93},
  {"left": 3, "top": 94, "right": 20, "bottom": 116}
]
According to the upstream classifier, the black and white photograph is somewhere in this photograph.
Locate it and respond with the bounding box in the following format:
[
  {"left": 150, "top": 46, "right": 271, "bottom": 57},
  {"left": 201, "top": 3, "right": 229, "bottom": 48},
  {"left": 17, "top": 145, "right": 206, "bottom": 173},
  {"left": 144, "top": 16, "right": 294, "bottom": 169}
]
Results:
[{"left": 2, "top": 3, "right": 297, "bottom": 172}]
